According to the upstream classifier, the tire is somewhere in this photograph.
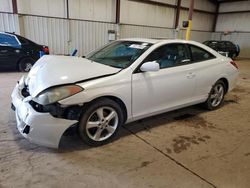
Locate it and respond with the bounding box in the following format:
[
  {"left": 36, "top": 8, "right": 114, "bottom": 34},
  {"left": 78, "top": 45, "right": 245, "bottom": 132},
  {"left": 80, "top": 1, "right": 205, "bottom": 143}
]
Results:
[
  {"left": 204, "top": 80, "right": 226, "bottom": 110},
  {"left": 18, "top": 58, "right": 35, "bottom": 72},
  {"left": 78, "top": 98, "right": 124, "bottom": 146}
]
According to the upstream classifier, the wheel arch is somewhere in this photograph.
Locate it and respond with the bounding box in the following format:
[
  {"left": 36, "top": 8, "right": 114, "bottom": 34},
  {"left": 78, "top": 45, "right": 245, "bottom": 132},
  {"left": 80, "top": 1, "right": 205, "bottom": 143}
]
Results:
[
  {"left": 217, "top": 77, "right": 229, "bottom": 93},
  {"left": 83, "top": 95, "right": 128, "bottom": 123}
]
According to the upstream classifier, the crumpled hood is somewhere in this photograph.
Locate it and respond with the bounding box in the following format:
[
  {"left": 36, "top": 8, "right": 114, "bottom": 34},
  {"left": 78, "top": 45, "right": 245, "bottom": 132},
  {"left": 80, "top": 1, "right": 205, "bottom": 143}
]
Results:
[{"left": 26, "top": 55, "right": 120, "bottom": 97}]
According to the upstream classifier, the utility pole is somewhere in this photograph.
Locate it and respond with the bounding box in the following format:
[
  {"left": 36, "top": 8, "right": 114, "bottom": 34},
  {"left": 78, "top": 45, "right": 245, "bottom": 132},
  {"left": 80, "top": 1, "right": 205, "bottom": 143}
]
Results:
[{"left": 185, "top": 0, "right": 194, "bottom": 40}]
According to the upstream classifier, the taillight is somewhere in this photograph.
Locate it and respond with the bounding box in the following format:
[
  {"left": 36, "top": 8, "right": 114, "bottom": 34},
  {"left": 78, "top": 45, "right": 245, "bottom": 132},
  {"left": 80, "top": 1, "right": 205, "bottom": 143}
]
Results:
[
  {"left": 230, "top": 60, "right": 238, "bottom": 69},
  {"left": 43, "top": 46, "right": 49, "bottom": 54}
]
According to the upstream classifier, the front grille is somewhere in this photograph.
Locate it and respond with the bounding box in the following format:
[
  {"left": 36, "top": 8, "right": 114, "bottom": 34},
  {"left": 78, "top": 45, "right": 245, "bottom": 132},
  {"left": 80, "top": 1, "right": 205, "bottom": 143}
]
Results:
[{"left": 21, "top": 85, "right": 30, "bottom": 97}]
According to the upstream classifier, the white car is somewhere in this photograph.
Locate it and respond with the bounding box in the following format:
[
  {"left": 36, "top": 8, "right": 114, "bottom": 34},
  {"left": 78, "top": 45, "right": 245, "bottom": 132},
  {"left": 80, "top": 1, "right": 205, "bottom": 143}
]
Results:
[{"left": 11, "top": 39, "right": 239, "bottom": 148}]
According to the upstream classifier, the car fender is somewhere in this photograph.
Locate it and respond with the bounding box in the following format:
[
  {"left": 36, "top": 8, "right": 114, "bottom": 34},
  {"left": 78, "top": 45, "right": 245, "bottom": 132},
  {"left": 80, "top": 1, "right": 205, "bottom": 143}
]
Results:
[{"left": 58, "top": 73, "right": 132, "bottom": 121}]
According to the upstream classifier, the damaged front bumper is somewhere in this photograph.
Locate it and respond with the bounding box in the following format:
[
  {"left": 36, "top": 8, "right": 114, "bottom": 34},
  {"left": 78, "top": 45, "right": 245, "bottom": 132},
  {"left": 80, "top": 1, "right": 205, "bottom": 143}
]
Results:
[{"left": 11, "top": 80, "right": 77, "bottom": 148}]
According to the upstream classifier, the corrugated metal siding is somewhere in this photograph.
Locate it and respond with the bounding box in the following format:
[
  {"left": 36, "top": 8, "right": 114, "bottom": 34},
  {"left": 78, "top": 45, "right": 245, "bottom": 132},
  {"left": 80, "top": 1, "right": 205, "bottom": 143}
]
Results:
[
  {"left": 216, "top": 13, "right": 250, "bottom": 32},
  {"left": 17, "top": 0, "right": 66, "bottom": 18},
  {"left": 120, "top": 0, "right": 175, "bottom": 28},
  {"left": 189, "top": 31, "right": 213, "bottom": 42},
  {"left": 0, "top": 0, "right": 13, "bottom": 12},
  {"left": 119, "top": 24, "right": 212, "bottom": 43},
  {"left": 181, "top": 0, "right": 216, "bottom": 12},
  {"left": 70, "top": 20, "right": 116, "bottom": 56},
  {"left": 0, "top": 13, "right": 20, "bottom": 33},
  {"left": 179, "top": 10, "right": 214, "bottom": 31},
  {"left": 23, "top": 16, "right": 69, "bottom": 55},
  {"left": 22, "top": 15, "right": 116, "bottom": 56},
  {"left": 120, "top": 24, "right": 176, "bottom": 39},
  {"left": 219, "top": 1, "right": 250, "bottom": 12},
  {"left": 69, "top": 0, "right": 116, "bottom": 22}
]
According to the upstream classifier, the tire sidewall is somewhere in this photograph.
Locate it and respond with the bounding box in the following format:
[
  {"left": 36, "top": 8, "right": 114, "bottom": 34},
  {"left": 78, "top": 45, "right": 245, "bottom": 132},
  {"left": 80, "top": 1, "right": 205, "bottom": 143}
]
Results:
[{"left": 78, "top": 98, "right": 124, "bottom": 146}]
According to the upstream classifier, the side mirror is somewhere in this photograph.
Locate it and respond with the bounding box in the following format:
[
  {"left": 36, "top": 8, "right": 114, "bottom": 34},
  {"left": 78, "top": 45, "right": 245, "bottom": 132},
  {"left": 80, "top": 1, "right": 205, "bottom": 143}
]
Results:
[{"left": 140, "top": 61, "right": 160, "bottom": 72}]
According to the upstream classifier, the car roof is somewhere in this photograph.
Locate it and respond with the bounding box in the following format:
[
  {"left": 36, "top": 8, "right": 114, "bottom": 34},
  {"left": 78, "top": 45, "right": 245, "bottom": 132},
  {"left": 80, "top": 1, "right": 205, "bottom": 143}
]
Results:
[
  {"left": 0, "top": 31, "right": 18, "bottom": 36},
  {"left": 0, "top": 31, "right": 38, "bottom": 45},
  {"left": 119, "top": 38, "right": 207, "bottom": 47},
  {"left": 119, "top": 38, "right": 160, "bottom": 44}
]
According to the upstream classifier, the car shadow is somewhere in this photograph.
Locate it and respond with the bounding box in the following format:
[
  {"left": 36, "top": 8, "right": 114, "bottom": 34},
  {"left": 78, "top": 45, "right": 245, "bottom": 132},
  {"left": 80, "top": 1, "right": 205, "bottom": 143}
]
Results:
[
  {"left": 58, "top": 98, "right": 237, "bottom": 152},
  {"left": 8, "top": 98, "right": 237, "bottom": 153},
  {"left": 0, "top": 69, "right": 19, "bottom": 73}
]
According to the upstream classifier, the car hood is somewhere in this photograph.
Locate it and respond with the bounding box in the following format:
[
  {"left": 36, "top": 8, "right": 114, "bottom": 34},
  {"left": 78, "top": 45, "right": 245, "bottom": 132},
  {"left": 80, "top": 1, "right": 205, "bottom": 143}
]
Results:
[{"left": 26, "top": 55, "right": 121, "bottom": 97}]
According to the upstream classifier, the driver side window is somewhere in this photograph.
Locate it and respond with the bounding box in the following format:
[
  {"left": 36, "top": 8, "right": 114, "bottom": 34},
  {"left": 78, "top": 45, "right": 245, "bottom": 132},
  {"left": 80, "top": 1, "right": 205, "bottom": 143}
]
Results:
[{"left": 144, "top": 43, "right": 190, "bottom": 69}]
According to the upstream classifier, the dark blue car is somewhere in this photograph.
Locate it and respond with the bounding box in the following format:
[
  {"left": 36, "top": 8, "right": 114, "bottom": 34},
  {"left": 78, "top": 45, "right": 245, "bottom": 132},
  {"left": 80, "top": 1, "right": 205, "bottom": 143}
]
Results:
[{"left": 0, "top": 32, "right": 49, "bottom": 72}]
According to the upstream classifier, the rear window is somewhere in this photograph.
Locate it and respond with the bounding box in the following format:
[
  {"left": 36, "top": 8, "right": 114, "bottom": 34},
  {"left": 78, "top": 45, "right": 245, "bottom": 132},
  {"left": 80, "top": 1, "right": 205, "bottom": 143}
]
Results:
[
  {"left": 17, "top": 36, "right": 29, "bottom": 44},
  {"left": 0, "top": 33, "right": 20, "bottom": 46},
  {"left": 205, "top": 41, "right": 218, "bottom": 48},
  {"left": 225, "top": 41, "right": 235, "bottom": 48},
  {"left": 189, "top": 45, "right": 215, "bottom": 62}
]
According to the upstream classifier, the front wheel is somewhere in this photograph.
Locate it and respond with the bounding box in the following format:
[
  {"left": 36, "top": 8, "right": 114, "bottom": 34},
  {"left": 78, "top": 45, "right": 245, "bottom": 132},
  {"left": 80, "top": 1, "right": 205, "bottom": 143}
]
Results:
[
  {"left": 78, "top": 98, "right": 124, "bottom": 146},
  {"left": 204, "top": 80, "right": 226, "bottom": 110}
]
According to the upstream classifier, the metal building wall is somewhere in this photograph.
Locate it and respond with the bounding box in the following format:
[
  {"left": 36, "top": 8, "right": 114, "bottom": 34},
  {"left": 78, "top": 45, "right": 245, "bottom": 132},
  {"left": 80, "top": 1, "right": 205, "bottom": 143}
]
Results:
[
  {"left": 120, "top": 0, "right": 175, "bottom": 28},
  {"left": 120, "top": 24, "right": 213, "bottom": 43},
  {"left": 120, "top": 24, "right": 175, "bottom": 39},
  {"left": 216, "top": 13, "right": 250, "bottom": 32},
  {"left": 0, "top": 13, "right": 20, "bottom": 33},
  {"left": 119, "top": 0, "right": 215, "bottom": 42},
  {"left": 22, "top": 16, "right": 116, "bottom": 56},
  {"left": 70, "top": 20, "right": 116, "bottom": 56},
  {"left": 17, "top": 0, "right": 67, "bottom": 18},
  {"left": 22, "top": 16, "right": 69, "bottom": 55},
  {"left": 215, "top": 1, "right": 250, "bottom": 58},
  {"left": 219, "top": 1, "right": 250, "bottom": 12},
  {"left": 0, "top": 0, "right": 12, "bottom": 12},
  {"left": 69, "top": 0, "right": 116, "bottom": 23},
  {"left": 0, "top": 0, "right": 217, "bottom": 57},
  {"left": 181, "top": 0, "right": 216, "bottom": 12},
  {"left": 179, "top": 10, "right": 214, "bottom": 31},
  {"left": 186, "top": 31, "right": 213, "bottom": 42}
]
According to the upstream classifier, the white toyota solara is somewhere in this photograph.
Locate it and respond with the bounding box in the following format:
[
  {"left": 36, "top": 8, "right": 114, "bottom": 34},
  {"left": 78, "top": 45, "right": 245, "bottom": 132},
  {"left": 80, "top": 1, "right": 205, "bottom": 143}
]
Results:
[{"left": 11, "top": 38, "right": 239, "bottom": 148}]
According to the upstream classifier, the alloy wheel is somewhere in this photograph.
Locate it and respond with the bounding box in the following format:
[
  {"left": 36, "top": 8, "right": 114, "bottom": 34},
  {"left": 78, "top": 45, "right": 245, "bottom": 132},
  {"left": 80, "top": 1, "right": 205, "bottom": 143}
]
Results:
[
  {"left": 85, "top": 107, "right": 119, "bottom": 141},
  {"left": 210, "top": 84, "right": 224, "bottom": 107}
]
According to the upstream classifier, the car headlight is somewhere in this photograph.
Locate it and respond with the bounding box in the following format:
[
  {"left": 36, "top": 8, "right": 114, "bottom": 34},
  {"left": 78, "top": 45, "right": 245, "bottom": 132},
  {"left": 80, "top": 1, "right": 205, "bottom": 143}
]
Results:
[{"left": 34, "top": 85, "right": 83, "bottom": 105}]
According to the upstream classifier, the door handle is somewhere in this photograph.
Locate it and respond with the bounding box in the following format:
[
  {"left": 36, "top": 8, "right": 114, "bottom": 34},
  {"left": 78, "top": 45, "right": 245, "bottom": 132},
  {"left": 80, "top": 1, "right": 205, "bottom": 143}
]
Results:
[{"left": 186, "top": 72, "right": 195, "bottom": 79}]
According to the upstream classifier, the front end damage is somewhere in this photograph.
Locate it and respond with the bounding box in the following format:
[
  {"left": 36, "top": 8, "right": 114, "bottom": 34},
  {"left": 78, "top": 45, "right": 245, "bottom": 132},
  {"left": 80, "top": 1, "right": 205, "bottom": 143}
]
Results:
[{"left": 11, "top": 77, "right": 80, "bottom": 148}]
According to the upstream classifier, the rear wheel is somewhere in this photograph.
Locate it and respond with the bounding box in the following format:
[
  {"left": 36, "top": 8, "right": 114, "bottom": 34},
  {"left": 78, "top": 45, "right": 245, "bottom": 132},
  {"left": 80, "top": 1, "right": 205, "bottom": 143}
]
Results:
[
  {"left": 204, "top": 80, "right": 226, "bottom": 110},
  {"left": 78, "top": 98, "right": 124, "bottom": 146},
  {"left": 18, "top": 58, "right": 34, "bottom": 72}
]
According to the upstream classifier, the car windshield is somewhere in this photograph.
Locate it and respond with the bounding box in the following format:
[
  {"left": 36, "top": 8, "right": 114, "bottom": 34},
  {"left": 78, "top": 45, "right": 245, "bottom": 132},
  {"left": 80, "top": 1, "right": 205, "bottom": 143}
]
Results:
[{"left": 86, "top": 41, "right": 152, "bottom": 69}]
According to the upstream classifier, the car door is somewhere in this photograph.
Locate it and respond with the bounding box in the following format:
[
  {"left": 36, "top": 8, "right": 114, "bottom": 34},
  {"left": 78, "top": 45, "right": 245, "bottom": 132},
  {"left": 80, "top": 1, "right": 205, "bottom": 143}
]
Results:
[
  {"left": 132, "top": 43, "right": 196, "bottom": 119},
  {"left": 187, "top": 44, "right": 218, "bottom": 99},
  {"left": 0, "top": 33, "right": 21, "bottom": 70}
]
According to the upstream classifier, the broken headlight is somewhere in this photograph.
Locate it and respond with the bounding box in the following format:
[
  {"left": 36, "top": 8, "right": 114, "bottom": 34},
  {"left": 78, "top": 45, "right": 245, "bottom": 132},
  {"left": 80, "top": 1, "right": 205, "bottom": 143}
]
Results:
[{"left": 34, "top": 85, "right": 83, "bottom": 105}]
